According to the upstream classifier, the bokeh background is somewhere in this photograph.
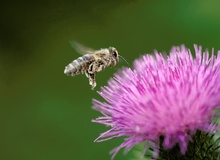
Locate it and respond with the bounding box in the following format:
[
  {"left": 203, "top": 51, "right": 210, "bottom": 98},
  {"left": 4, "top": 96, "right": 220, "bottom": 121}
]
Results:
[{"left": 0, "top": 0, "right": 220, "bottom": 160}]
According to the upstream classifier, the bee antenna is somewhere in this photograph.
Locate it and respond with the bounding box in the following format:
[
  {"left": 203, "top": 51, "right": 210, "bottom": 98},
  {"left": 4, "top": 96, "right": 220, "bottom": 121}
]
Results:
[{"left": 118, "top": 55, "right": 130, "bottom": 66}]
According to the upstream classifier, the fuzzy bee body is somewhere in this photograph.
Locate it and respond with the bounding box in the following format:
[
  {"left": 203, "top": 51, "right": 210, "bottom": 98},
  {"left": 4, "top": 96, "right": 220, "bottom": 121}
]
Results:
[
  {"left": 64, "top": 54, "right": 95, "bottom": 76},
  {"left": 64, "top": 43, "right": 120, "bottom": 89}
]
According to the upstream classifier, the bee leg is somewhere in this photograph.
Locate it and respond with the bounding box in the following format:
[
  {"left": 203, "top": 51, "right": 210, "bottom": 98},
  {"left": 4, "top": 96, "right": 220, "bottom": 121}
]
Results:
[
  {"left": 96, "top": 60, "right": 106, "bottom": 72},
  {"left": 85, "top": 70, "right": 96, "bottom": 90},
  {"left": 88, "top": 62, "right": 97, "bottom": 74},
  {"left": 96, "top": 64, "right": 105, "bottom": 72},
  {"left": 88, "top": 61, "right": 106, "bottom": 73}
]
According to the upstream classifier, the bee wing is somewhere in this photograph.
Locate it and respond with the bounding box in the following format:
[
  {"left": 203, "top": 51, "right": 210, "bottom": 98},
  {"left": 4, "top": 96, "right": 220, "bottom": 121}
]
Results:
[{"left": 70, "top": 41, "right": 96, "bottom": 55}]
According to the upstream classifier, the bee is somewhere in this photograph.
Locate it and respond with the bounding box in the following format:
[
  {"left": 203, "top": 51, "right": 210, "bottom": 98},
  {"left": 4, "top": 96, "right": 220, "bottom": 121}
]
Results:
[{"left": 64, "top": 42, "right": 129, "bottom": 89}]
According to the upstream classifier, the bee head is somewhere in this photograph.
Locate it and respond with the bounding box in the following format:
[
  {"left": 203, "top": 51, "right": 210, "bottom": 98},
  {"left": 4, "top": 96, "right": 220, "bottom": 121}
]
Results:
[{"left": 109, "top": 47, "right": 119, "bottom": 66}]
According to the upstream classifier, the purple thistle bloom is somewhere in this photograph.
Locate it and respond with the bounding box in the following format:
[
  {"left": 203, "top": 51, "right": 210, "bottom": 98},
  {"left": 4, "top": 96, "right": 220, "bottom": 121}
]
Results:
[{"left": 92, "top": 45, "right": 220, "bottom": 159}]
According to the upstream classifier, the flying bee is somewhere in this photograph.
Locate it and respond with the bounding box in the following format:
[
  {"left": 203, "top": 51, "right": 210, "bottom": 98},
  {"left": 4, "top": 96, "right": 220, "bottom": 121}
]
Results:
[{"left": 64, "top": 42, "right": 129, "bottom": 89}]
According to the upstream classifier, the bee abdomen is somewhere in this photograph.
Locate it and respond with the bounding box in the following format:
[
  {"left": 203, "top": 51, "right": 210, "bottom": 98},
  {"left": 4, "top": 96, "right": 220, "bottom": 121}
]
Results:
[{"left": 64, "top": 54, "right": 94, "bottom": 76}]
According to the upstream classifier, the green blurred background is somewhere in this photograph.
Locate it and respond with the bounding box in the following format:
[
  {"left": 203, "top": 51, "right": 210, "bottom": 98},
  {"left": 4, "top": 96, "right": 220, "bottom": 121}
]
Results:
[{"left": 0, "top": 0, "right": 220, "bottom": 160}]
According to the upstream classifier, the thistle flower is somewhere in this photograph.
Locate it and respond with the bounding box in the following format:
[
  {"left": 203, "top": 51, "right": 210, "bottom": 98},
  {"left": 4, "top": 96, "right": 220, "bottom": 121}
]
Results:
[{"left": 92, "top": 45, "right": 220, "bottom": 159}]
